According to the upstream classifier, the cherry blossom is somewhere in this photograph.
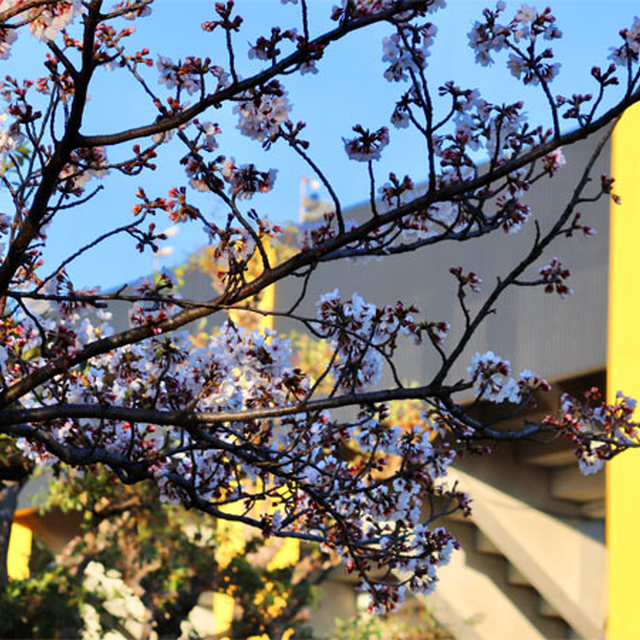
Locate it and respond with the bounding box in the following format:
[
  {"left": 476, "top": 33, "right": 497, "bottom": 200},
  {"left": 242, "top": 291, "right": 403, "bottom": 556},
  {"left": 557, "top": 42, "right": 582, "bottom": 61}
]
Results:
[
  {"left": 0, "top": 110, "right": 22, "bottom": 155},
  {"left": 343, "top": 125, "right": 389, "bottom": 162},
  {"left": 468, "top": 2, "right": 509, "bottom": 67},
  {"left": 221, "top": 159, "right": 278, "bottom": 200},
  {"left": 234, "top": 84, "right": 291, "bottom": 142},
  {"left": 468, "top": 351, "right": 519, "bottom": 403},
  {"left": 542, "top": 147, "right": 566, "bottom": 175},
  {"left": 28, "top": 0, "right": 83, "bottom": 41},
  {"left": 544, "top": 389, "right": 639, "bottom": 476},
  {"left": 382, "top": 23, "right": 437, "bottom": 82},
  {"left": 539, "top": 257, "right": 573, "bottom": 298},
  {"left": 0, "top": 26, "right": 16, "bottom": 59},
  {"left": 609, "top": 16, "right": 640, "bottom": 65}
]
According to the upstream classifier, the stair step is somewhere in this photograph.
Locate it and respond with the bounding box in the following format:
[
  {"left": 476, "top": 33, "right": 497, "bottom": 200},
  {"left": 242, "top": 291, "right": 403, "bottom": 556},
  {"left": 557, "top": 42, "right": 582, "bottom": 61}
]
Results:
[
  {"left": 476, "top": 530, "right": 501, "bottom": 555},
  {"left": 506, "top": 564, "right": 530, "bottom": 587},
  {"left": 581, "top": 499, "right": 606, "bottom": 519},
  {"left": 540, "top": 598, "right": 562, "bottom": 619},
  {"left": 550, "top": 466, "right": 605, "bottom": 502}
]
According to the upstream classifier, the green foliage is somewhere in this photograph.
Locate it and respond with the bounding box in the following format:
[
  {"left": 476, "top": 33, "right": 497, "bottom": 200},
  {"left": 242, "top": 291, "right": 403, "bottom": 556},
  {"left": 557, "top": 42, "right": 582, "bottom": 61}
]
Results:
[
  {"left": 0, "top": 144, "right": 30, "bottom": 175},
  {"left": 331, "top": 608, "right": 454, "bottom": 640},
  {"left": 331, "top": 615, "right": 386, "bottom": 640},
  {"left": 0, "top": 561, "right": 86, "bottom": 638},
  {"left": 40, "top": 466, "right": 221, "bottom": 637},
  {"left": 4, "top": 464, "right": 323, "bottom": 639}
]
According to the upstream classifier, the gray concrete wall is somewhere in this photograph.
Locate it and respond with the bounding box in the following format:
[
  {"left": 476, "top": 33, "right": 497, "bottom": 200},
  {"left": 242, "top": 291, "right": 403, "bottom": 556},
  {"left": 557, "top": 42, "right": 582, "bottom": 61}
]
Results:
[{"left": 274, "top": 135, "right": 611, "bottom": 389}]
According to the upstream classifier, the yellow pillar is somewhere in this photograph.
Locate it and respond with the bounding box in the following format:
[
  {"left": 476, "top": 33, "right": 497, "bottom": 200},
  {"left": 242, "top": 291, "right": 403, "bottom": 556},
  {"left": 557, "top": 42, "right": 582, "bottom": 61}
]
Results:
[
  {"left": 7, "top": 522, "right": 32, "bottom": 580},
  {"left": 607, "top": 102, "right": 640, "bottom": 639}
]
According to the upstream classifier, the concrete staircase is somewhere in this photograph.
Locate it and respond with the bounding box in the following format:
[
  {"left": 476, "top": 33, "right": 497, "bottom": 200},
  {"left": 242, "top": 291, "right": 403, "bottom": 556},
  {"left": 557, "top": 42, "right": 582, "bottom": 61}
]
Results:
[
  {"left": 423, "top": 438, "right": 607, "bottom": 640},
  {"left": 310, "top": 434, "right": 607, "bottom": 639},
  {"left": 310, "top": 372, "right": 609, "bottom": 639}
]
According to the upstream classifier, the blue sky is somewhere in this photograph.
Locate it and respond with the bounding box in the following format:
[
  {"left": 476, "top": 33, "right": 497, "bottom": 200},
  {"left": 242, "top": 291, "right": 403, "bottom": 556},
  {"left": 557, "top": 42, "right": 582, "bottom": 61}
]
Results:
[{"left": 5, "top": 0, "right": 639, "bottom": 288}]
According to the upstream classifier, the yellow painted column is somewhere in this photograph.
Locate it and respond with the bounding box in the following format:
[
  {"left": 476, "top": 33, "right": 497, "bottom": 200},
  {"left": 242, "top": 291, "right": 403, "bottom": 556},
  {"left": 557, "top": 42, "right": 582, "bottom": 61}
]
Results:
[
  {"left": 607, "top": 102, "right": 640, "bottom": 639},
  {"left": 7, "top": 522, "right": 32, "bottom": 580}
]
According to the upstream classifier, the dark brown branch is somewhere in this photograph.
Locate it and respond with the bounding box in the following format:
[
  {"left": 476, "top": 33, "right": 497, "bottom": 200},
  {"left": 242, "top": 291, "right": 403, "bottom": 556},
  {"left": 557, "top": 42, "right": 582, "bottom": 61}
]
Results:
[
  {"left": 0, "top": 0, "right": 104, "bottom": 293},
  {"left": 0, "top": 380, "right": 463, "bottom": 428},
  {"left": 432, "top": 122, "right": 616, "bottom": 387},
  {"left": 0, "top": 0, "right": 58, "bottom": 24}
]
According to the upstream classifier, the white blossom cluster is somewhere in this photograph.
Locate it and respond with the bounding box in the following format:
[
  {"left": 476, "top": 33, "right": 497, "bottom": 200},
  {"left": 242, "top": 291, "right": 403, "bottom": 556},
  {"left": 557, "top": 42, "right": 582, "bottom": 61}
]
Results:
[
  {"left": 196, "top": 121, "right": 219, "bottom": 152},
  {"left": 274, "top": 411, "right": 462, "bottom": 611},
  {"left": 467, "top": 351, "right": 545, "bottom": 404},
  {"left": 59, "top": 147, "right": 110, "bottom": 195},
  {"left": 343, "top": 126, "right": 389, "bottom": 162},
  {"left": 81, "top": 561, "right": 152, "bottom": 640},
  {"left": 156, "top": 57, "right": 229, "bottom": 96},
  {"left": 382, "top": 23, "right": 437, "bottom": 82},
  {"left": 3, "top": 0, "right": 640, "bottom": 620},
  {"left": 14, "top": 316, "right": 307, "bottom": 468},
  {"left": 315, "top": 289, "right": 421, "bottom": 392},
  {"left": 1, "top": 285, "right": 473, "bottom": 612},
  {"left": 316, "top": 289, "right": 383, "bottom": 391},
  {"left": 157, "top": 56, "right": 202, "bottom": 95},
  {"left": 0, "top": 109, "right": 23, "bottom": 157},
  {"left": 221, "top": 158, "right": 278, "bottom": 200},
  {"left": 0, "top": 0, "right": 83, "bottom": 52},
  {"left": 576, "top": 446, "right": 605, "bottom": 476},
  {"left": 554, "top": 391, "right": 637, "bottom": 476},
  {"left": 609, "top": 16, "right": 640, "bottom": 65},
  {"left": 468, "top": 2, "right": 561, "bottom": 83},
  {"left": 233, "top": 87, "right": 291, "bottom": 142},
  {"left": 0, "top": 25, "right": 17, "bottom": 60}
]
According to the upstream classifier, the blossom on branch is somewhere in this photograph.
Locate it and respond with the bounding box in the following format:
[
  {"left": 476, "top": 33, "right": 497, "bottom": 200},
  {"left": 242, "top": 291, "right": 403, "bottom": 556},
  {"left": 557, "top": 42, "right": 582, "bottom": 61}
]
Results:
[
  {"left": 544, "top": 389, "right": 640, "bottom": 475},
  {"left": 28, "top": 0, "right": 83, "bottom": 41},
  {"left": 234, "top": 83, "right": 291, "bottom": 143},
  {"left": 609, "top": 16, "right": 640, "bottom": 65},
  {"left": 539, "top": 257, "right": 573, "bottom": 298},
  {"left": 343, "top": 125, "right": 389, "bottom": 162},
  {"left": 382, "top": 23, "right": 437, "bottom": 82}
]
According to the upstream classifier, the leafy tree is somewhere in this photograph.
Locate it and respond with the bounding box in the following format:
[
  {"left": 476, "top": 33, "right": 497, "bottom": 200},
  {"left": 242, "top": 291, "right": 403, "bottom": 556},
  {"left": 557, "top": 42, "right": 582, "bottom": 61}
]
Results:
[
  {"left": 0, "top": 560, "right": 87, "bottom": 638},
  {"left": 0, "top": 0, "right": 638, "bottom": 617},
  {"left": 1, "top": 464, "right": 325, "bottom": 639}
]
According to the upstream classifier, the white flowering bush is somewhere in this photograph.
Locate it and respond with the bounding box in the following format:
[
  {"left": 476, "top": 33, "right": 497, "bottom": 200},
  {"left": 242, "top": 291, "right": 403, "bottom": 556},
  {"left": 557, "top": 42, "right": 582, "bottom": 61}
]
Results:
[{"left": 0, "top": 0, "right": 639, "bottom": 615}]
